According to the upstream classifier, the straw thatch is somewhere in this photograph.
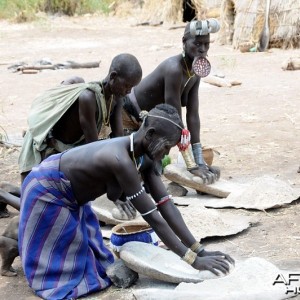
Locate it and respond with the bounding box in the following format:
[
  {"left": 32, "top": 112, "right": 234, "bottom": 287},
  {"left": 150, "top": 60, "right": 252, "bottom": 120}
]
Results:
[
  {"left": 140, "top": 0, "right": 183, "bottom": 23},
  {"left": 137, "top": 0, "right": 222, "bottom": 24},
  {"left": 218, "top": 0, "right": 300, "bottom": 49}
]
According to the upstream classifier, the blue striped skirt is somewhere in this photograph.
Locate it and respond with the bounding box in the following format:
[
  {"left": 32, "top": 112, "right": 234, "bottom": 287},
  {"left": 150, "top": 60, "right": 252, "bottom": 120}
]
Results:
[{"left": 18, "top": 153, "right": 114, "bottom": 300}]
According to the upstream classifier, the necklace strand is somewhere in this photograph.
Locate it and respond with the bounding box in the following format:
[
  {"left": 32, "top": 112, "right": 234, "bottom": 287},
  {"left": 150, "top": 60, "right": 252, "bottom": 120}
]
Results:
[
  {"left": 100, "top": 81, "right": 113, "bottom": 126},
  {"left": 130, "top": 133, "right": 142, "bottom": 171},
  {"left": 104, "top": 95, "right": 113, "bottom": 126},
  {"left": 182, "top": 54, "right": 195, "bottom": 88},
  {"left": 182, "top": 54, "right": 195, "bottom": 79}
]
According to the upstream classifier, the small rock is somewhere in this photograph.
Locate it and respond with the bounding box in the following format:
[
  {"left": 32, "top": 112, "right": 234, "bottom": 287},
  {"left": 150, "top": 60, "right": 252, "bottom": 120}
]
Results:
[
  {"left": 167, "top": 182, "right": 188, "bottom": 196},
  {"left": 106, "top": 259, "right": 138, "bottom": 288}
]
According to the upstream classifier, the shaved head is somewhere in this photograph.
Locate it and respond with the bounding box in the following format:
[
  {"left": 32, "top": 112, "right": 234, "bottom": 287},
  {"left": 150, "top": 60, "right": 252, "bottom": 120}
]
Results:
[{"left": 109, "top": 53, "right": 142, "bottom": 80}]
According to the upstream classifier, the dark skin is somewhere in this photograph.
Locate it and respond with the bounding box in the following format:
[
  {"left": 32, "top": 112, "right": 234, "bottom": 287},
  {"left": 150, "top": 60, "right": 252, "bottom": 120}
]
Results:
[
  {"left": 55, "top": 72, "right": 139, "bottom": 144},
  {"left": 0, "top": 54, "right": 142, "bottom": 215},
  {"left": 0, "top": 55, "right": 142, "bottom": 274},
  {"left": 121, "top": 33, "right": 220, "bottom": 184},
  {"left": 0, "top": 106, "right": 234, "bottom": 276},
  {"left": 41, "top": 35, "right": 219, "bottom": 185},
  {"left": 21, "top": 71, "right": 140, "bottom": 181},
  {"left": 59, "top": 112, "right": 234, "bottom": 275}
]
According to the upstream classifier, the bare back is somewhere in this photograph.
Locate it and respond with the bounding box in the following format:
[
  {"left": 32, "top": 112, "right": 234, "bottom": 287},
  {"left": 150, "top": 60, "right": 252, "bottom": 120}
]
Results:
[
  {"left": 134, "top": 54, "right": 199, "bottom": 115},
  {"left": 52, "top": 89, "right": 99, "bottom": 144}
]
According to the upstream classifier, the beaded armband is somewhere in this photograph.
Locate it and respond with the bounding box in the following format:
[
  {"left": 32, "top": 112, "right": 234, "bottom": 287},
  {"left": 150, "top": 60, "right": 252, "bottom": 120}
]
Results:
[
  {"left": 126, "top": 186, "right": 145, "bottom": 201},
  {"left": 177, "top": 128, "right": 191, "bottom": 151},
  {"left": 190, "top": 241, "right": 205, "bottom": 254},
  {"left": 182, "top": 248, "right": 197, "bottom": 265},
  {"left": 156, "top": 195, "right": 174, "bottom": 207}
]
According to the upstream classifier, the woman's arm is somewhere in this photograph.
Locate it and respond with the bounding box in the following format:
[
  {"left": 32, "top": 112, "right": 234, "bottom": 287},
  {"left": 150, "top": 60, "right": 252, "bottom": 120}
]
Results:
[
  {"left": 109, "top": 98, "right": 124, "bottom": 137},
  {"left": 138, "top": 161, "right": 234, "bottom": 273},
  {"left": 142, "top": 162, "right": 197, "bottom": 247},
  {"left": 185, "top": 79, "right": 200, "bottom": 144},
  {"left": 114, "top": 157, "right": 188, "bottom": 257}
]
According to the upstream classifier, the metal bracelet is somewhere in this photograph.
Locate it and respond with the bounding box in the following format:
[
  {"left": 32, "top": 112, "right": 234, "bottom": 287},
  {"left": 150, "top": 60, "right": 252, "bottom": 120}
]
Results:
[
  {"left": 190, "top": 241, "right": 205, "bottom": 254},
  {"left": 181, "top": 145, "right": 198, "bottom": 170},
  {"left": 181, "top": 248, "right": 197, "bottom": 265},
  {"left": 192, "top": 142, "right": 205, "bottom": 165}
]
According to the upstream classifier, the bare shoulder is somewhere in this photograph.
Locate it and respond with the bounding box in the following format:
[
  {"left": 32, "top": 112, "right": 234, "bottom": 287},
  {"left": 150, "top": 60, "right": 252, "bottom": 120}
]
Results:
[
  {"left": 98, "top": 139, "right": 134, "bottom": 170},
  {"left": 78, "top": 88, "right": 96, "bottom": 104},
  {"left": 161, "top": 55, "right": 182, "bottom": 76}
]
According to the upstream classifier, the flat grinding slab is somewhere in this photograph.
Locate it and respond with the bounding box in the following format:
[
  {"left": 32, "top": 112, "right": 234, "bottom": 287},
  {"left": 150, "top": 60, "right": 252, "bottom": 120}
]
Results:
[
  {"left": 133, "top": 257, "right": 299, "bottom": 300},
  {"left": 200, "top": 175, "right": 300, "bottom": 210},
  {"left": 92, "top": 195, "right": 144, "bottom": 225},
  {"left": 164, "top": 164, "right": 246, "bottom": 198},
  {"left": 120, "top": 241, "right": 229, "bottom": 284},
  {"left": 177, "top": 204, "right": 254, "bottom": 239}
]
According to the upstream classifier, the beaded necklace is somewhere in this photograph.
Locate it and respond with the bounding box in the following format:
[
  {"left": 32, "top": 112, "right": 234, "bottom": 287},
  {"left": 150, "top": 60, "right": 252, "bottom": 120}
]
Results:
[
  {"left": 182, "top": 53, "right": 195, "bottom": 89},
  {"left": 129, "top": 133, "right": 143, "bottom": 171},
  {"left": 104, "top": 95, "right": 113, "bottom": 126},
  {"left": 100, "top": 81, "right": 113, "bottom": 126}
]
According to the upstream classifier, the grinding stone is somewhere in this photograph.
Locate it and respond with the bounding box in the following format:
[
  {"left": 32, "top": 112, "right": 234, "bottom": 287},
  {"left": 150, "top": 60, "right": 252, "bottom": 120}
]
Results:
[
  {"left": 175, "top": 257, "right": 299, "bottom": 300},
  {"left": 133, "top": 257, "right": 299, "bottom": 300},
  {"left": 164, "top": 164, "right": 246, "bottom": 198},
  {"left": 92, "top": 195, "right": 143, "bottom": 225},
  {"left": 177, "top": 204, "right": 254, "bottom": 239},
  {"left": 200, "top": 175, "right": 300, "bottom": 210},
  {"left": 120, "top": 241, "right": 229, "bottom": 284}
]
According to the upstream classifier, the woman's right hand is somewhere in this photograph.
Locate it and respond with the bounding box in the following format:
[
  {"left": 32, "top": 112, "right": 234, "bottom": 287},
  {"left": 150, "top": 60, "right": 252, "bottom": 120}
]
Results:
[{"left": 192, "top": 255, "right": 231, "bottom": 276}]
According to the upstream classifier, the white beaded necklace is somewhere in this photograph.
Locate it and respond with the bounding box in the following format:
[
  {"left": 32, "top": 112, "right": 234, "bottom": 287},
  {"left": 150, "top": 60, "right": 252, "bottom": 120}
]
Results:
[{"left": 130, "top": 133, "right": 142, "bottom": 171}]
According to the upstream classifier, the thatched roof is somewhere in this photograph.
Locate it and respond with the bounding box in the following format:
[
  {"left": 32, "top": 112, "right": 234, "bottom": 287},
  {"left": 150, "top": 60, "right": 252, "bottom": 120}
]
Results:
[
  {"left": 218, "top": 0, "right": 300, "bottom": 49},
  {"left": 141, "top": 0, "right": 183, "bottom": 23},
  {"left": 138, "top": 0, "right": 222, "bottom": 24}
]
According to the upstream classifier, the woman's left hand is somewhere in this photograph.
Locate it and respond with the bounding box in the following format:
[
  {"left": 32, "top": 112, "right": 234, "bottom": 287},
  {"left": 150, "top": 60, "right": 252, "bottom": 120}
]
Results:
[{"left": 198, "top": 249, "right": 235, "bottom": 266}]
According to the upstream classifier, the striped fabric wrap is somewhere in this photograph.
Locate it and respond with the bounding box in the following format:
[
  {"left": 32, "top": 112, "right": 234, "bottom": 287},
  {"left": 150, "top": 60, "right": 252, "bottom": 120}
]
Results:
[{"left": 18, "top": 153, "right": 114, "bottom": 300}]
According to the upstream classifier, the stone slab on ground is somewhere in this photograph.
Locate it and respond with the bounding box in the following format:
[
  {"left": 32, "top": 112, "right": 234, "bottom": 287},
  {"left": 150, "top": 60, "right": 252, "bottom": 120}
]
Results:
[
  {"left": 164, "top": 164, "right": 246, "bottom": 198},
  {"left": 172, "top": 193, "right": 225, "bottom": 206},
  {"left": 200, "top": 175, "right": 300, "bottom": 210},
  {"left": 177, "top": 204, "right": 254, "bottom": 239},
  {"left": 92, "top": 195, "right": 144, "bottom": 225},
  {"left": 106, "top": 259, "right": 138, "bottom": 288},
  {"left": 120, "top": 242, "right": 228, "bottom": 284},
  {"left": 133, "top": 257, "right": 299, "bottom": 300}
]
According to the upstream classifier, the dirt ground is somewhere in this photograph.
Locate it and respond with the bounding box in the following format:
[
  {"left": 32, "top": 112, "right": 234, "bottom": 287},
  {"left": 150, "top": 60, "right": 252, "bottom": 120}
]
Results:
[{"left": 0, "top": 15, "right": 300, "bottom": 299}]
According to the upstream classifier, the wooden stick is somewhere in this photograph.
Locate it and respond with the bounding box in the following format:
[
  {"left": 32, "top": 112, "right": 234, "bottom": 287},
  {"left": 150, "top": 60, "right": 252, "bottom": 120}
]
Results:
[
  {"left": 16, "top": 61, "right": 100, "bottom": 72},
  {"left": 0, "top": 141, "right": 21, "bottom": 148}
]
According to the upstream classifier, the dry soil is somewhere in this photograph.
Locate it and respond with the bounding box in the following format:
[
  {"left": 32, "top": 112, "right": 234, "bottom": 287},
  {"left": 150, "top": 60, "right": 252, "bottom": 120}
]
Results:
[{"left": 0, "top": 15, "right": 299, "bottom": 300}]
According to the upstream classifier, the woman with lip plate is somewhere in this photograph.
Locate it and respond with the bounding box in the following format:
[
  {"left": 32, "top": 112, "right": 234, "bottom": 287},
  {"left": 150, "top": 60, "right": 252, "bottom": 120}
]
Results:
[{"left": 121, "top": 19, "right": 221, "bottom": 185}]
